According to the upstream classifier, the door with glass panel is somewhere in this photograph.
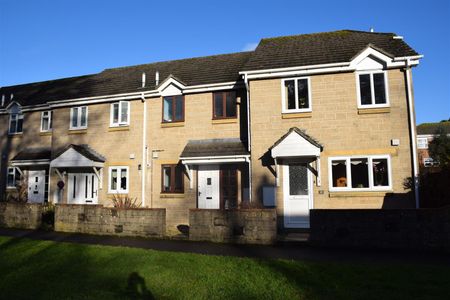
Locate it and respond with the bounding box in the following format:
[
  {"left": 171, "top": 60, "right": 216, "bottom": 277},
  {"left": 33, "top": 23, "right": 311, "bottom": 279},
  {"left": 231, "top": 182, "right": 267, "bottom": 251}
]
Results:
[{"left": 283, "top": 162, "right": 313, "bottom": 228}]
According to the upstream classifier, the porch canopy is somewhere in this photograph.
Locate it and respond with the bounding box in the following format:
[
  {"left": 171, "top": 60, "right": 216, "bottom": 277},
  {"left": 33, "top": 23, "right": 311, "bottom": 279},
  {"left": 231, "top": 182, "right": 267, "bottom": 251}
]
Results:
[
  {"left": 270, "top": 127, "right": 323, "bottom": 186},
  {"left": 180, "top": 138, "right": 250, "bottom": 188},
  {"left": 10, "top": 147, "right": 51, "bottom": 167},
  {"left": 50, "top": 144, "right": 106, "bottom": 184}
]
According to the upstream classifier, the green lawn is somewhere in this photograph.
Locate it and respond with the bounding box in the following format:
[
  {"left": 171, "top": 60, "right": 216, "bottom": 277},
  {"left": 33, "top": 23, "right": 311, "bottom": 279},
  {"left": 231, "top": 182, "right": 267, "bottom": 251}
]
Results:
[{"left": 0, "top": 236, "right": 448, "bottom": 300}]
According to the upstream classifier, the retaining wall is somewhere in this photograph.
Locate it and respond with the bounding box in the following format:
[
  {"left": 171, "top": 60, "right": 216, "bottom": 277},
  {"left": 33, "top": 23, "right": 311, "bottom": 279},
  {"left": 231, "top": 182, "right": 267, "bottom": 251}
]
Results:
[
  {"left": 189, "top": 209, "right": 277, "bottom": 245},
  {"left": 310, "top": 208, "right": 450, "bottom": 252},
  {"left": 0, "top": 202, "right": 43, "bottom": 229},
  {"left": 55, "top": 204, "right": 166, "bottom": 238}
]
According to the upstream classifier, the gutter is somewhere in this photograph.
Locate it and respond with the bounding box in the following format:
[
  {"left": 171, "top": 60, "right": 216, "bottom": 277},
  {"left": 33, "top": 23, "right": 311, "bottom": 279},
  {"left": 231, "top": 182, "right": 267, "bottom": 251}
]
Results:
[
  {"left": 141, "top": 93, "right": 147, "bottom": 207},
  {"left": 243, "top": 73, "right": 252, "bottom": 203}
]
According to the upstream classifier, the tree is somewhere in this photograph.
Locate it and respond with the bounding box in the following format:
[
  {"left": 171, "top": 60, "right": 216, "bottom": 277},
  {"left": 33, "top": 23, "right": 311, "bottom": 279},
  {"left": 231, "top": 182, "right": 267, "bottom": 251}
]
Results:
[{"left": 428, "top": 127, "right": 450, "bottom": 168}]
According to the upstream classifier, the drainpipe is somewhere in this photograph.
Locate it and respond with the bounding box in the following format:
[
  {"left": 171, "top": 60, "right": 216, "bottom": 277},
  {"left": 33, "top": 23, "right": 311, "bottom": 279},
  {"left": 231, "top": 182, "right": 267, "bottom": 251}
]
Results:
[
  {"left": 243, "top": 73, "right": 252, "bottom": 202},
  {"left": 404, "top": 59, "right": 420, "bottom": 208},
  {"left": 141, "top": 93, "right": 147, "bottom": 207}
]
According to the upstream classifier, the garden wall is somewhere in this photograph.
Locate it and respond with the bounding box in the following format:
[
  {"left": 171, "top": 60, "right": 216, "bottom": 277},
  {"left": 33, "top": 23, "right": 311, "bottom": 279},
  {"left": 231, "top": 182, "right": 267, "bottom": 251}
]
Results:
[
  {"left": 0, "top": 202, "right": 43, "bottom": 229},
  {"left": 310, "top": 208, "right": 450, "bottom": 252},
  {"left": 189, "top": 209, "right": 277, "bottom": 245},
  {"left": 55, "top": 204, "right": 166, "bottom": 238}
]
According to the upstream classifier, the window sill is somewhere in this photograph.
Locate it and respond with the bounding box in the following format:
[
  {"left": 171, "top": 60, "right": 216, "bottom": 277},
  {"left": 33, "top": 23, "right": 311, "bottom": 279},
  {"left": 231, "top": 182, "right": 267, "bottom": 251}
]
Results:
[
  {"left": 108, "top": 126, "right": 130, "bottom": 132},
  {"left": 8, "top": 133, "right": 23, "bottom": 137},
  {"left": 39, "top": 131, "right": 52, "bottom": 136},
  {"left": 68, "top": 129, "right": 88, "bottom": 135},
  {"left": 328, "top": 190, "right": 393, "bottom": 197},
  {"left": 212, "top": 118, "right": 238, "bottom": 124},
  {"left": 282, "top": 112, "right": 312, "bottom": 119},
  {"left": 160, "top": 193, "right": 185, "bottom": 198},
  {"left": 107, "top": 191, "right": 129, "bottom": 195},
  {"left": 358, "top": 107, "right": 390, "bottom": 115},
  {"left": 161, "top": 122, "right": 184, "bottom": 128}
]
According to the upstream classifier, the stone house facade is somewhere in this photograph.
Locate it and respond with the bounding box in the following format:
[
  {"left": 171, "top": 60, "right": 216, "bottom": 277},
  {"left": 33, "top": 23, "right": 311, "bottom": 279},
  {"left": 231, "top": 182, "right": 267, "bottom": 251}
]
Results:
[{"left": 0, "top": 30, "right": 422, "bottom": 233}]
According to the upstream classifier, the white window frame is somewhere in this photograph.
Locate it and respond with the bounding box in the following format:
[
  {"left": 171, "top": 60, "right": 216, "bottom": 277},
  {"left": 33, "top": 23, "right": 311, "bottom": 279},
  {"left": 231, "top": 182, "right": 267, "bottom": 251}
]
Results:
[
  {"left": 40, "top": 111, "right": 53, "bottom": 132},
  {"left": 8, "top": 113, "right": 24, "bottom": 134},
  {"left": 355, "top": 70, "right": 390, "bottom": 109},
  {"left": 281, "top": 77, "right": 312, "bottom": 113},
  {"left": 6, "top": 167, "right": 18, "bottom": 189},
  {"left": 110, "top": 101, "right": 130, "bottom": 127},
  {"left": 423, "top": 157, "right": 438, "bottom": 167},
  {"left": 417, "top": 137, "right": 428, "bottom": 149},
  {"left": 69, "top": 106, "right": 88, "bottom": 130},
  {"left": 328, "top": 155, "right": 392, "bottom": 192},
  {"left": 108, "top": 166, "right": 129, "bottom": 194}
]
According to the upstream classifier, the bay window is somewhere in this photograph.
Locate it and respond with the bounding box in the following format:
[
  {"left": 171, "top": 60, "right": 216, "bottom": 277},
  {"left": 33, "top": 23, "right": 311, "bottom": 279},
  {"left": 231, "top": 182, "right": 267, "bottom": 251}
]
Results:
[{"left": 329, "top": 155, "right": 391, "bottom": 191}]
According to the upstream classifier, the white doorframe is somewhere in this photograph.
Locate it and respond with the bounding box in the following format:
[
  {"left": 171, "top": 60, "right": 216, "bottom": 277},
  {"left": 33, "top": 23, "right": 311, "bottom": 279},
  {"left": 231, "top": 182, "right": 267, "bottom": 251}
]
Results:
[
  {"left": 282, "top": 161, "right": 314, "bottom": 228},
  {"left": 197, "top": 165, "right": 220, "bottom": 209},
  {"left": 27, "top": 170, "right": 46, "bottom": 203},
  {"left": 67, "top": 172, "right": 99, "bottom": 204}
]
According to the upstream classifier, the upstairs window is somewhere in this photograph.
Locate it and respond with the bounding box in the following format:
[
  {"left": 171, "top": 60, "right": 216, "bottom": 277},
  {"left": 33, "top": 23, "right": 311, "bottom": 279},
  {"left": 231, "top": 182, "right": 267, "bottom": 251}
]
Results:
[
  {"left": 41, "top": 111, "right": 53, "bottom": 132},
  {"left": 417, "top": 137, "right": 428, "bottom": 149},
  {"left": 70, "top": 106, "right": 88, "bottom": 129},
  {"left": 161, "top": 164, "right": 184, "bottom": 193},
  {"left": 282, "top": 77, "right": 311, "bottom": 113},
  {"left": 213, "top": 91, "right": 237, "bottom": 119},
  {"left": 9, "top": 113, "right": 24, "bottom": 134},
  {"left": 163, "top": 96, "right": 184, "bottom": 123},
  {"left": 357, "top": 71, "right": 389, "bottom": 108},
  {"left": 329, "top": 155, "right": 391, "bottom": 191},
  {"left": 110, "top": 101, "right": 130, "bottom": 127},
  {"left": 109, "top": 166, "right": 129, "bottom": 193},
  {"left": 6, "top": 167, "right": 20, "bottom": 188}
]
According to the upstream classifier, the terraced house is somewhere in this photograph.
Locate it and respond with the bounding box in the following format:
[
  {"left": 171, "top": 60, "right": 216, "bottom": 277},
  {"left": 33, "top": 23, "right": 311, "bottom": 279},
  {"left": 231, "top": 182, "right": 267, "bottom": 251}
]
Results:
[{"left": 0, "top": 30, "right": 422, "bottom": 233}]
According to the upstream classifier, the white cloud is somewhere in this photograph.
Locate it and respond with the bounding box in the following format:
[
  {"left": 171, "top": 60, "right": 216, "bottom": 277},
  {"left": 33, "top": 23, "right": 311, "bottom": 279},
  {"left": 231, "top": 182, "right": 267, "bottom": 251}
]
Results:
[{"left": 242, "top": 42, "right": 258, "bottom": 52}]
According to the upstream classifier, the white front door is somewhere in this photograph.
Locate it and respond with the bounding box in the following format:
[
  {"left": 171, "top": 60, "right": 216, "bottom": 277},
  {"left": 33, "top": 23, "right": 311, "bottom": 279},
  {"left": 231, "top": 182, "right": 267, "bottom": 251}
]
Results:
[
  {"left": 28, "top": 170, "right": 46, "bottom": 203},
  {"left": 67, "top": 173, "right": 99, "bottom": 204},
  {"left": 198, "top": 165, "right": 220, "bottom": 209},
  {"left": 283, "top": 162, "right": 313, "bottom": 228}
]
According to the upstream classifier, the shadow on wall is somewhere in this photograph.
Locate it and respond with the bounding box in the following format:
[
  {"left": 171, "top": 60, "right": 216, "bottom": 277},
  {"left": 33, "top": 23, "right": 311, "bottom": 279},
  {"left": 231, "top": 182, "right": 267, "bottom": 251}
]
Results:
[{"left": 382, "top": 192, "right": 415, "bottom": 209}]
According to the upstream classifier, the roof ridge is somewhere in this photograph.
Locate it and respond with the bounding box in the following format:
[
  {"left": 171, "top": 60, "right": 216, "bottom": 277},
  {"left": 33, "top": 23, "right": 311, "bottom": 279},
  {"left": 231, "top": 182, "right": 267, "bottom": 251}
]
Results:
[
  {"left": 102, "top": 51, "right": 253, "bottom": 72},
  {"left": 0, "top": 74, "right": 96, "bottom": 90},
  {"left": 260, "top": 29, "right": 395, "bottom": 42}
]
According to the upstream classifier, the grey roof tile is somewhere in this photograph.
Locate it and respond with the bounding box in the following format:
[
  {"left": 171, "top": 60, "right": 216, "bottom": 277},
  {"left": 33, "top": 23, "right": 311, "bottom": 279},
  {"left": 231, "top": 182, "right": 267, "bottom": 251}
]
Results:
[{"left": 180, "top": 138, "right": 249, "bottom": 158}]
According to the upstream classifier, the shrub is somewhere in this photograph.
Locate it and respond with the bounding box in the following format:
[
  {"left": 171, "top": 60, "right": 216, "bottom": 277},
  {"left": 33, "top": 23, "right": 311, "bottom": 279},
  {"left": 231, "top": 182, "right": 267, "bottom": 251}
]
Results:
[
  {"left": 111, "top": 194, "right": 141, "bottom": 208},
  {"left": 6, "top": 175, "right": 28, "bottom": 203},
  {"left": 41, "top": 203, "right": 55, "bottom": 231}
]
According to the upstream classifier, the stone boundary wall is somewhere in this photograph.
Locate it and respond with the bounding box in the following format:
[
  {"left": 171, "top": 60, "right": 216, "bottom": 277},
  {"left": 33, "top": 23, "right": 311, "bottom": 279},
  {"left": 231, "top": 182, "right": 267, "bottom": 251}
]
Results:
[
  {"left": 55, "top": 204, "right": 166, "bottom": 238},
  {"left": 189, "top": 209, "right": 277, "bottom": 245},
  {"left": 310, "top": 208, "right": 450, "bottom": 252},
  {"left": 0, "top": 202, "right": 43, "bottom": 229}
]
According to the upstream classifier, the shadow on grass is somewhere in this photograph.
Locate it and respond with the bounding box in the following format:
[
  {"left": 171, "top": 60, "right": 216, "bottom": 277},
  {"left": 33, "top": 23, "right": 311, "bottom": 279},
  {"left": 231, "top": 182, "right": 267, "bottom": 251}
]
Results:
[{"left": 125, "top": 272, "right": 154, "bottom": 300}]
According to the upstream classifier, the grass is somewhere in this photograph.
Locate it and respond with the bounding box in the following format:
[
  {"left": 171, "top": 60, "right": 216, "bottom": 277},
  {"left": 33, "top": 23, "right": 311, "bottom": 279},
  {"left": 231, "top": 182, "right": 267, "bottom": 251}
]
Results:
[{"left": 0, "top": 236, "right": 448, "bottom": 300}]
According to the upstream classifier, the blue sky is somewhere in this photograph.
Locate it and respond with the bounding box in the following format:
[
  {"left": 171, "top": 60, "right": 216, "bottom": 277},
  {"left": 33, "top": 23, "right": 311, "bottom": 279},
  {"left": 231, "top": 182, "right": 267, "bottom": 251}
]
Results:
[{"left": 0, "top": 0, "right": 449, "bottom": 124}]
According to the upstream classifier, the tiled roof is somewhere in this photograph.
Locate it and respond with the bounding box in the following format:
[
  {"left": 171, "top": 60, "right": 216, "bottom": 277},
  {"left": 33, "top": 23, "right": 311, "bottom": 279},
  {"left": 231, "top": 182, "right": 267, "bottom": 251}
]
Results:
[
  {"left": 180, "top": 138, "right": 249, "bottom": 158},
  {"left": 0, "top": 30, "right": 420, "bottom": 108},
  {"left": 417, "top": 121, "right": 450, "bottom": 135},
  {"left": 242, "top": 30, "right": 419, "bottom": 71},
  {"left": 11, "top": 148, "right": 52, "bottom": 161}
]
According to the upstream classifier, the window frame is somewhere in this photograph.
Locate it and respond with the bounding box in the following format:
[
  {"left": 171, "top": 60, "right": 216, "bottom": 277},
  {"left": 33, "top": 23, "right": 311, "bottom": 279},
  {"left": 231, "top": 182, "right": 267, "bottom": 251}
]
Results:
[
  {"left": 281, "top": 77, "right": 312, "bottom": 114},
  {"left": 8, "top": 113, "right": 24, "bottom": 135},
  {"left": 355, "top": 70, "right": 390, "bottom": 109},
  {"left": 69, "top": 106, "right": 88, "bottom": 130},
  {"left": 108, "top": 166, "right": 129, "bottom": 194},
  {"left": 328, "top": 155, "right": 392, "bottom": 192},
  {"left": 6, "top": 167, "right": 19, "bottom": 189},
  {"left": 161, "top": 164, "right": 184, "bottom": 194},
  {"left": 212, "top": 91, "right": 237, "bottom": 120},
  {"left": 40, "top": 110, "right": 53, "bottom": 132},
  {"left": 110, "top": 101, "right": 131, "bottom": 127},
  {"left": 417, "top": 137, "right": 428, "bottom": 149},
  {"left": 161, "top": 95, "right": 185, "bottom": 123}
]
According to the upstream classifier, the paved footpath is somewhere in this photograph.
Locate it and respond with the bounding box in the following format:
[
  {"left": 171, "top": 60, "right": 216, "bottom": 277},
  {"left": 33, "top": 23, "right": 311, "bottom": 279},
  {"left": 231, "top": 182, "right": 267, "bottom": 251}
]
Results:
[{"left": 0, "top": 227, "right": 448, "bottom": 265}]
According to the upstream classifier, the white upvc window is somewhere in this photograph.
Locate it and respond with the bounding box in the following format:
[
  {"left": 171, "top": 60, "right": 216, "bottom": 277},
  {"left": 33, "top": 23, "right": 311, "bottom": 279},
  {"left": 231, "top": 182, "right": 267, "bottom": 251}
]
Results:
[
  {"left": 8, "top": 113, "right": 24, "bottom": 134},
  {"left": 6, "top": 167, "right": 20, "bottom": 188},
  {"left": 356, "top": 71, "right": 390, "bottom": 108},
  {"left": 328, "top": 155, "right": 392, "bottom": 192},
  {"left": 70, "top": 106, "right": 88, "bottom": 130},
  {"left": 417, "top": 137, "right": 428, "bottom": 149},
  {"left": 41, "top": 111, "right": 53, "bottom": 132},
  {"left": 281, "top": 77, "right": 312, "bottom": 113},
  {"left": 110, "top": 101, "right": 130, "bottom": 127},
  {"left": 423, "top": 157, "right": 439, "bottom": 167},
  {"left": 108, "top": 166, "right": 129, "bottom": 193}
]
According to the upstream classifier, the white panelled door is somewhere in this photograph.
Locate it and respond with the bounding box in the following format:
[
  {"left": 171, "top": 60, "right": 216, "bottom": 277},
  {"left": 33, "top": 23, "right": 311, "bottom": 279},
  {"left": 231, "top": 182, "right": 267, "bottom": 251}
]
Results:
[
  {"left": 27, "top": 170, "right": 46, "bottom": 203},
  {"left": 67, "top": 173, "right": 99, "bottom": 204},
  {"left": 283, "top": 162, "right": 313, "bottom": 228},
  {"left": 197, "top": 165, "right": 220, "bottom": 209}
]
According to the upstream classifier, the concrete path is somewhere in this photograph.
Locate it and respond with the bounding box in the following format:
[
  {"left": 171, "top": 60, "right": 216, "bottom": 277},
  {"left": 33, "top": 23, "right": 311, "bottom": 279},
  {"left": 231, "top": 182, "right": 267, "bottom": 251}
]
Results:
[{"left": 0, "top": 227, "right": 448, "bottom": 265}]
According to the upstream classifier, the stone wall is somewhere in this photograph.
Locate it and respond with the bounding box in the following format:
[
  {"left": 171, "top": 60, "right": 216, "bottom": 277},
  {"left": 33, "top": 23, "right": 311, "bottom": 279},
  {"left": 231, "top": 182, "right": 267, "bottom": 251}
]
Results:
[
  {"left": 55, "top": 204, "right": 166, "bottom": 238},
  {"left": 0, "top": 202, "right": 43, "bottom": 229},
  {"left": 310, "top": 208, "right": 450, "bottom": 252},
  {"left": 189, "top": 209, "right": 277, "bottom": 245}
]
